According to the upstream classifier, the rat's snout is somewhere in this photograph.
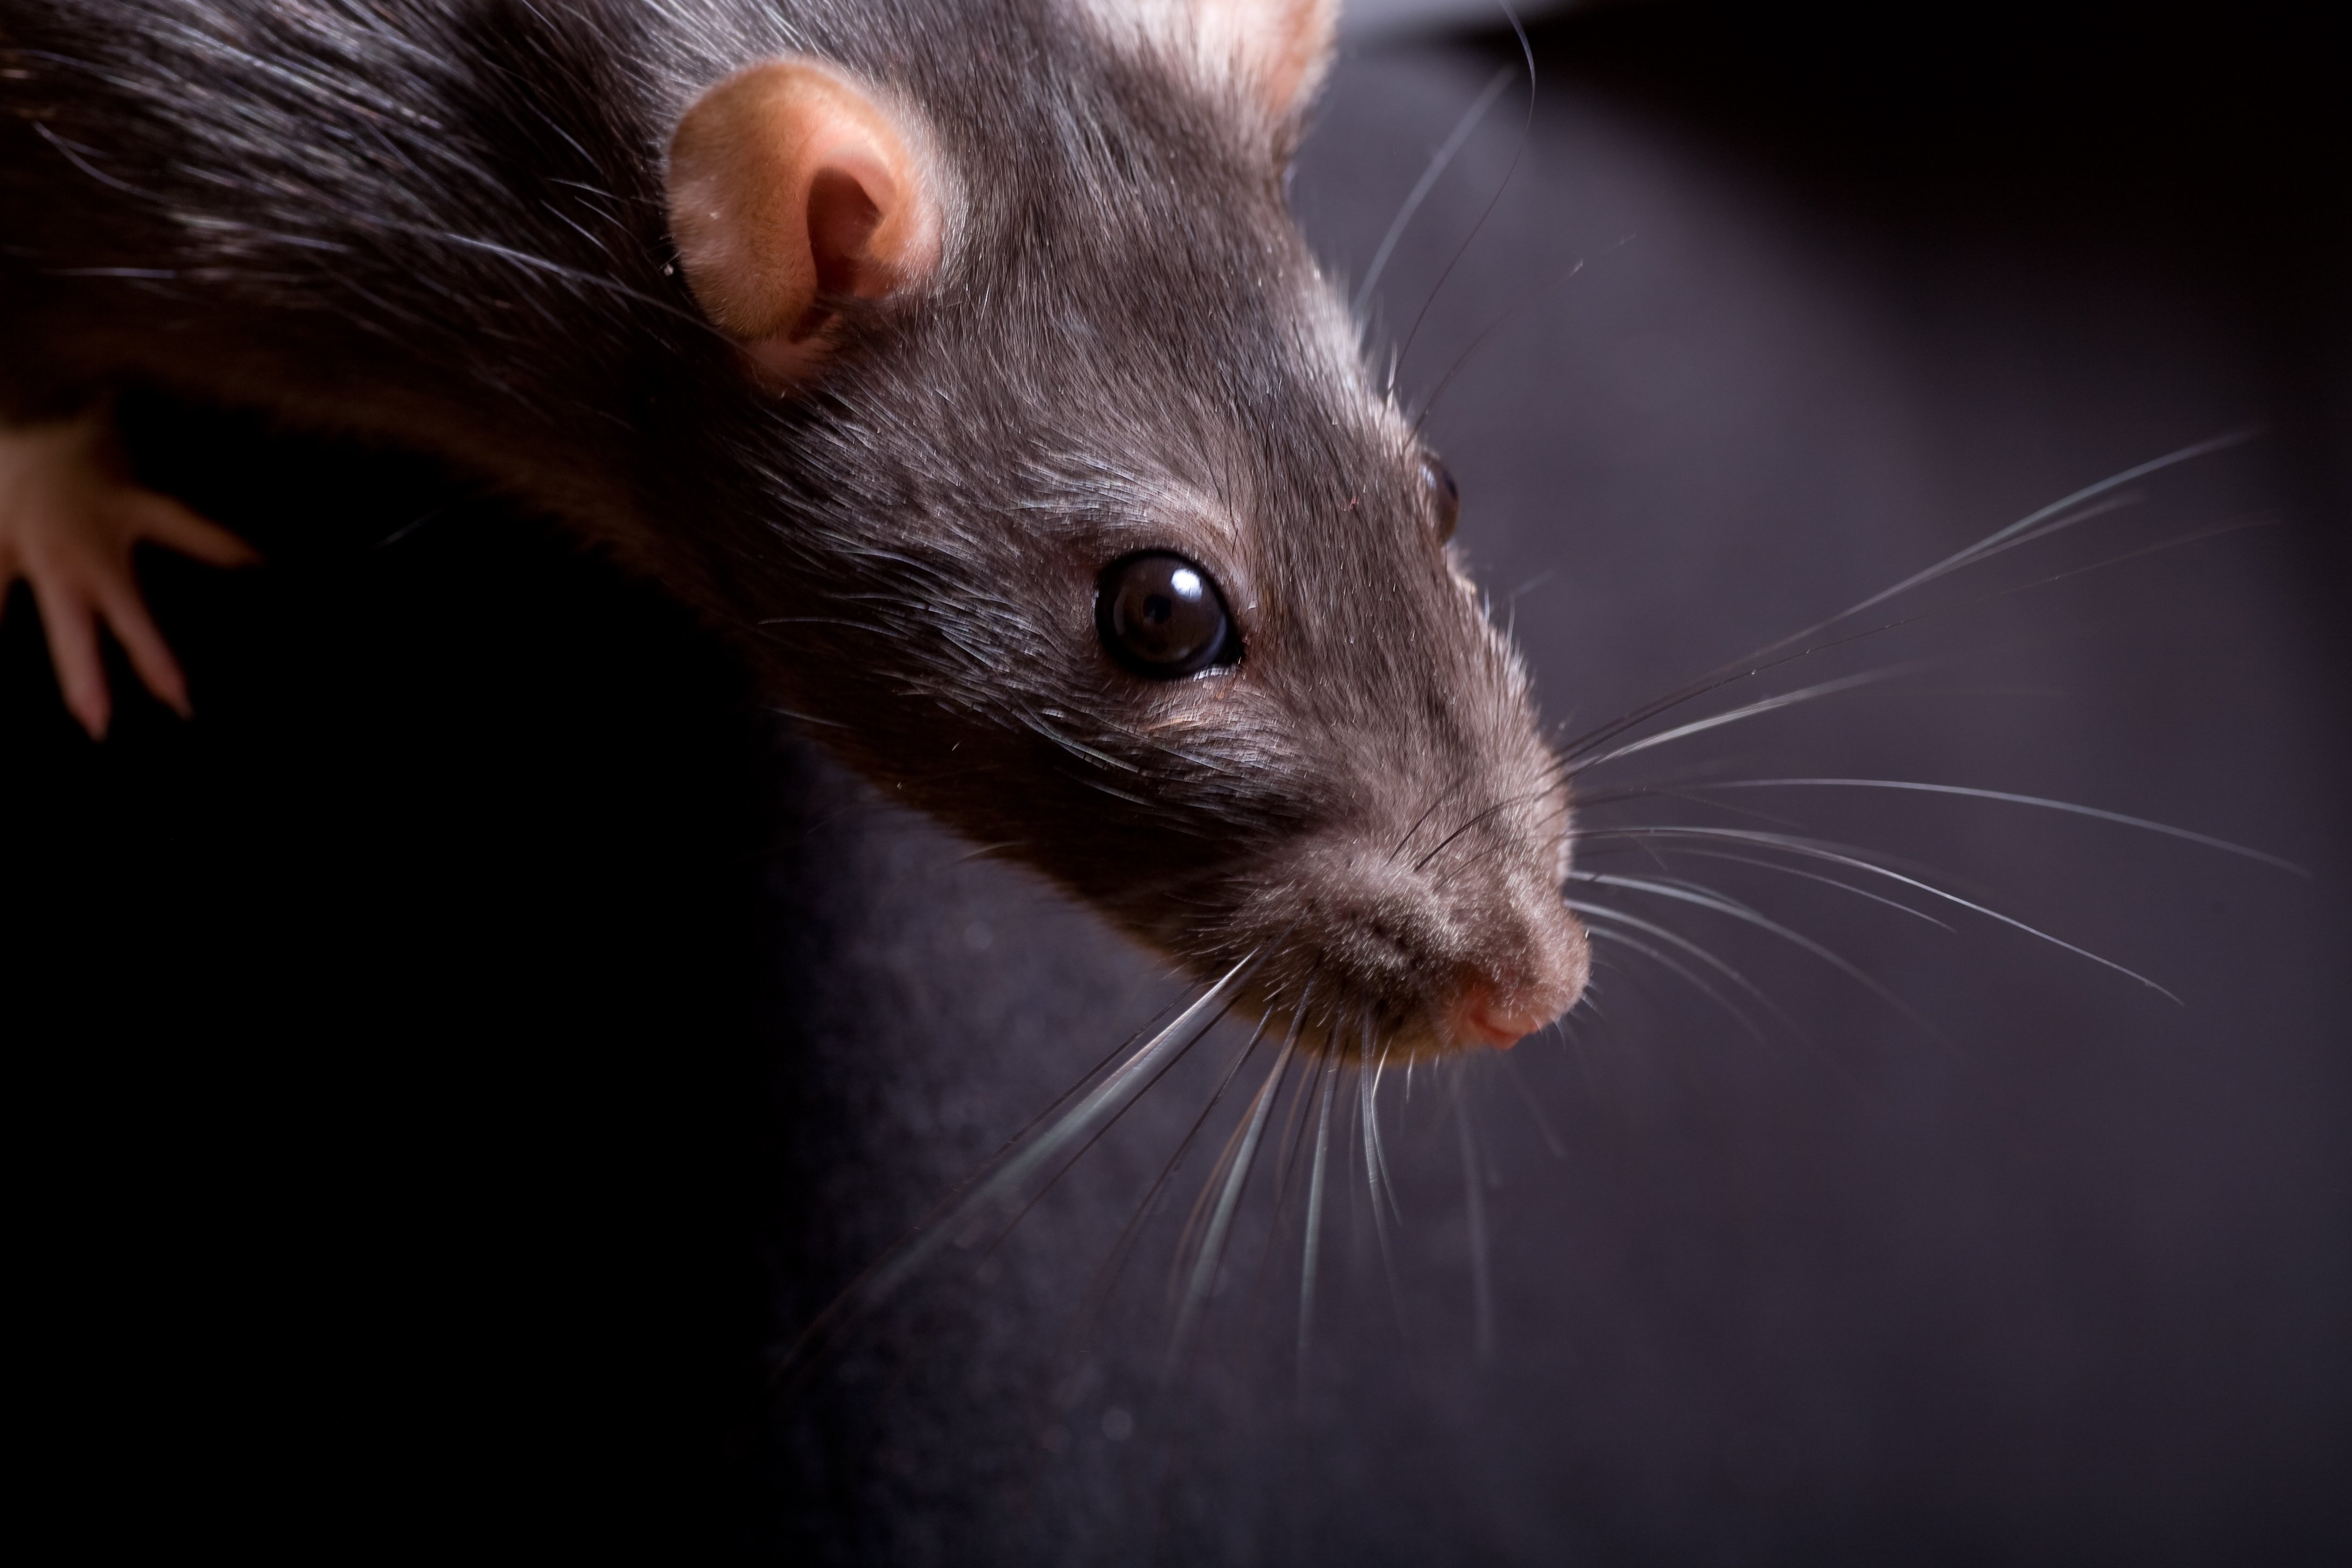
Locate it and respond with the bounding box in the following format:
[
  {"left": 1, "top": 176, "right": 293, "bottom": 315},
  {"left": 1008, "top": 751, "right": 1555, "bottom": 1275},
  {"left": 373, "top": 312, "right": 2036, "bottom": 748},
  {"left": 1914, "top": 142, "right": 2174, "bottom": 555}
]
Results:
[
  {"left": 1240, "top": 810, "right": 1590, "bottom": 1060},
  {"left": 1453, "top": 990, "right": 1559, "bottom": 1051},
  {"left": 1444, "top": 894, "right": 1590, "bottom": 1052}
]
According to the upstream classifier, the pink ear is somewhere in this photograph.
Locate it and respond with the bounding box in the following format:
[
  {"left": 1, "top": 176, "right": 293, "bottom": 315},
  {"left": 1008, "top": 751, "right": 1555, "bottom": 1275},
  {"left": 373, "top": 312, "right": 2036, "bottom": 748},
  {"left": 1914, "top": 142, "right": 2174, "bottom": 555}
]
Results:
[
  {"left": 667, "top": 60, "right": 946, "bottom": 384},
  {"left": 1216, "top": 0, "right": 1340, "bottom": 117},
  {"left": 1081, "top": 0, "right": 1340, "bottom": 122}
]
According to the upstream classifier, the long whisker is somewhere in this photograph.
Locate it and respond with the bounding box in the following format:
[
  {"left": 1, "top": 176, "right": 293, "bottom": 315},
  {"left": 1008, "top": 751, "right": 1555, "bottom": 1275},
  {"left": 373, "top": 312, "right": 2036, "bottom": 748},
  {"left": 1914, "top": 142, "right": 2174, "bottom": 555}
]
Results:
[
  {"left": 1572, "top": 665, "right": 1923, "bottom": 773},
  {"left": 1642, "top": 846, "right": 1956, "bottom": 929},
  {"left": 1697, "top": 779, "right": 2307, "bottom": 875},
  {"left": 1364, "top": 1031, "right": 1404, "bottom": 1226},
  {"left": 1496, "top": 1044, "right": 1568, "bottom": 1157},
  {"left": 1235, "top": 1013, "right": 1330, "bottom": 1354},
  {"left": 1830, "top": 431, "right": 2257, "bottom": 628},
  {"left": 1584, "top": 828, "right": 2182, "bottom": 1001},
  {"left": 1453, "top": 1086, "right": 1496, "bottom": 1362},
  {"left": 1167, "top": 1020, "right": 1280, "bottom": 1307},
  {"left": 1583, "top": 927, "right": 1767, "bottom": 1042},
  {"left": 1935, "top": 489, "right": 2146, "bottom": 567},
  {"left": 996, "top": 999, "right": 1273, "bottom": 1285},
  {"left": 1388, "top": 3, "right": 1538, "bottom": 392},
  {"left": 1576, "top": 821, "right": 2005, "bottom": 904},
  {"left": 769, "top": 951, "right": 1262, "bottom": 1389},
  {"left": 1260, "top": 999, "right": 1325, "bottom": 1230},
  {"left": 1568, "top": 902, "right": 1787, "bottom": 1043},
  {"left": 1045, "top": 1005, "right": 1277, "bottom": 1401},
  {"left": 1352, "top": 64, "right": 1517, "bottom": 320},
  {"left": 1410, "top": 256, "right": 1591, "bottom": 439},
  {"left": 1298, "top": 1055, "right": 1339, "bottom": 1389},
  {"left": 1585, "top": 782, "right": 1819, "bottom": 831},
  {"left": 1361, "top": 1027, "right": 1410, "bottom": 1341},
  {"left": 1570, "top": 871, "right": 1936, "bottom": 1035},
  {"left": 1550, "top": 433, "right": 2258, "bottom": 767},
  {"left": 1167, "top": 1025, "right": 1300, "bottom": 1378}
]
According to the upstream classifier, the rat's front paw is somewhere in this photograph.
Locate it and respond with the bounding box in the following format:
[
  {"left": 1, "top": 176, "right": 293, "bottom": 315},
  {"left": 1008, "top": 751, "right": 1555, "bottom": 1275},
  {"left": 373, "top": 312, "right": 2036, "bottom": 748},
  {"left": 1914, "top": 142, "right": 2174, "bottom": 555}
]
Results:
[{"left": 0, "top": 413, "right": 258, "bottom": 738}]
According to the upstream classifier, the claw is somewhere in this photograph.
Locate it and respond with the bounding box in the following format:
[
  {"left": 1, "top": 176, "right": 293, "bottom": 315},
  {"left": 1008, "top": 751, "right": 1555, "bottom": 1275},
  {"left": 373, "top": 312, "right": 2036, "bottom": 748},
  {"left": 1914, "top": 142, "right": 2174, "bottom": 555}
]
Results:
[{"left": 0, "top": 412, "right": 257, "bottom": 738}]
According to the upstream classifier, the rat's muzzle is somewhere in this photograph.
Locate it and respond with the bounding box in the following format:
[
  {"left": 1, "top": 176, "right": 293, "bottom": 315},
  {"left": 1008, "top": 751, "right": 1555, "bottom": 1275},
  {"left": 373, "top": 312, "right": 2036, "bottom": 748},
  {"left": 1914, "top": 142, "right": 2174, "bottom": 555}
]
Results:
[{"left": 1221, "top": 816, "right": 1590, "bottom": 1060}]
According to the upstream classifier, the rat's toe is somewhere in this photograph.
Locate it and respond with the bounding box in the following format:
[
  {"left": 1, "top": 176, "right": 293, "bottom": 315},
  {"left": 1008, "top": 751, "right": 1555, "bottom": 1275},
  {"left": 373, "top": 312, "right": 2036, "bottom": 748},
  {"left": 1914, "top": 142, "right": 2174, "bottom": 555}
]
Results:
[
  {"left": 30, "top": 580, "right": 113, "bottom": 739},
  {"left": 3, "top": 414, "right": 250, "bottom": 733},
  {"left": 94, "top": 577, "right": 192, "bottom": 719}
]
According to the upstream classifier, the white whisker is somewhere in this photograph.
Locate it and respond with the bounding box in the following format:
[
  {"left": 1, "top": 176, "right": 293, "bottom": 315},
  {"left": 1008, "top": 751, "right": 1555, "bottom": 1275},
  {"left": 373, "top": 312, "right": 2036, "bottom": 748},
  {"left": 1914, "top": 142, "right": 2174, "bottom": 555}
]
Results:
[
  {"left": 1352, "top": 64, "right": 1517, "bottom": 320},
  {"left": 771, "top": 950, "right": 1261, "bottom": 1387},
  {"left": 1167, "top": 1026, "right": 1299, "bottom": 1377},
  {"left": 1551, "top": 431, "right": 2258, "bottom": 768},
  {"left": 1588, "top": 828, "right": 2182, "bottom": 1002},
  {"left": 1453, "top": 1088, "right": 1495, "bottom": 1362},
  {"left": 1581, "top": 931, "right": 1764, "bottom": 1042},
  {"left": 1167, "top": 1018, "right": 1279, "bottom": 1306},
  {"left": 1496, "top": 1046, "right": 1568, "bottom": 1158},
  {"left": 1829, "top": 430, "right": 2256, "bottom": 628},
  {"left": 1364, "top": 1031, "right": 1404, "bottom": 1228},
  {"left": 1576, "top": 665, "right": 1921, "bottom": 772},
  {"left": 1646, "top": 846, "right": 1955, "bottom": 929},
  {"left": 1298, "top": 1055, "right": 1339, "bottom": 1388},
  {"left": 1049, "top": 1007, "right": 1276, "bottom": 1390},
  {"left": 1698, "top": 779, "right": 2307, "bottom": 875},
  {"left": 1567, "top": 899, "right": 1796, "bottom": 1042},
  {"left": 1361, "top": 1027, "right": 1409, "bottom": 1341},
  {"left": 1570, "top": 871, "right": 1937, "bottom": 1034}
]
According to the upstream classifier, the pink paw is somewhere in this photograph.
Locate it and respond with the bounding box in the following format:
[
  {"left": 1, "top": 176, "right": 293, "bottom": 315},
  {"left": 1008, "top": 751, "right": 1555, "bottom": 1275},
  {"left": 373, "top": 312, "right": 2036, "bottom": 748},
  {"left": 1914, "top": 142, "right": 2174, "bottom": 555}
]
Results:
[{"left": 0, "top": 413, "right": 257, "bottom": 738}]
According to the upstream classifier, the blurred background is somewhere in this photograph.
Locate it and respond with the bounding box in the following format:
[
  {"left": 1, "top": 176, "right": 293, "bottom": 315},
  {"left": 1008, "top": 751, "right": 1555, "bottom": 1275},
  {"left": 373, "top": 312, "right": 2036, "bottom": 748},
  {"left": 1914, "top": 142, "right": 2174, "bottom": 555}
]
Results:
[{"left": 6, "top": 1, "right": 2346, "bottom": 1563}]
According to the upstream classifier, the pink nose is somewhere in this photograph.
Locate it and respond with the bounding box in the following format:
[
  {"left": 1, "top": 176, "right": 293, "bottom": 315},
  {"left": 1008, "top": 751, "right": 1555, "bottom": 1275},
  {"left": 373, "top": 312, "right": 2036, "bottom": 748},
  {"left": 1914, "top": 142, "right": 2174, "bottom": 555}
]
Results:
[{"left": 1453, "top": 989, "right": 1554, "bottom": 1050}]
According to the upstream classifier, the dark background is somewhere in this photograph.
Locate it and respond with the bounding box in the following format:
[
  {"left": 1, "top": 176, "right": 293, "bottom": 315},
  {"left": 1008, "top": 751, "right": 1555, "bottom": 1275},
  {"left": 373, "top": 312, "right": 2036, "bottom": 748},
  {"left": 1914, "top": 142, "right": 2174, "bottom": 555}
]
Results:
[{"left": 5, "top": 2, "right": 2346, "bottom": 1562}]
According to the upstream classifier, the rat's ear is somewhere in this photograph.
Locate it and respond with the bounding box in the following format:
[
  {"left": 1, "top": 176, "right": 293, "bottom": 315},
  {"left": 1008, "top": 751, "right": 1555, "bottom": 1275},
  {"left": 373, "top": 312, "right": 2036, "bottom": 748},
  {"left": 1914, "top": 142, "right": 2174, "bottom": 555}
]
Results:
[
  {"left": 1217, "top": 0, "right": 1340, "bottom": 119},
  {"left": 668, "top": 59, "right": 946, "bottom": 385},
  {"left": 1084, "top": 0, "right": 1339, "bottom": 123}
]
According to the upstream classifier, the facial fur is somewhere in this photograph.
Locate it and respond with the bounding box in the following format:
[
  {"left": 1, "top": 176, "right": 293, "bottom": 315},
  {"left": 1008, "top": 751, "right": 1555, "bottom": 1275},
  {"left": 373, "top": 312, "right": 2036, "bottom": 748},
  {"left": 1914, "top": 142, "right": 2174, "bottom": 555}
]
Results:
[{"left": 695, "top": 2, "right": 1590, "bottom": 1056}]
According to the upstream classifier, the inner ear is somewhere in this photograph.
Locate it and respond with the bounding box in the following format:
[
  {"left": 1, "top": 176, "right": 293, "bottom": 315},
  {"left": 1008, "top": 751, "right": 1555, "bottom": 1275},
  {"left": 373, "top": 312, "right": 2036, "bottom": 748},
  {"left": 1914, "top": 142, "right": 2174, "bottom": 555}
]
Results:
[
  {"left": 667, "top": 59, "right": 943, "bottom": 384},
  {"left": 1235, "top": 0, "right": 1339, "bottom": 121},
  {"left": 807, "top": 167, "right": 883, "bottom": 298}
]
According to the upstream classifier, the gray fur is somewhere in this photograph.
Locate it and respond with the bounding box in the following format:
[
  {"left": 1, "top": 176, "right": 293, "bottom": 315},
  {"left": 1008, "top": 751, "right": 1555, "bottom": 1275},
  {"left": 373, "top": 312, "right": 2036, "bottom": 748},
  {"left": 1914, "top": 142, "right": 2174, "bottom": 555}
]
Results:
[{"left": 0, "top": 0, "right": 1584, "bottom": 1052}]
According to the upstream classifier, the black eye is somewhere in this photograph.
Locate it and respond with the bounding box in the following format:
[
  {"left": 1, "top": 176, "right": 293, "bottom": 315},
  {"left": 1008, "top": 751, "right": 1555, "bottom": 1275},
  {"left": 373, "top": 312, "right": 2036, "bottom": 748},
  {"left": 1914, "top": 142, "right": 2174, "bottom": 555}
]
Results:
[
  {"left": 1423, "top": 454, "right": 1460, "bottom": 544},
  {"left": 1096, "top": 551, "right": 1238, "bottom": 678}
]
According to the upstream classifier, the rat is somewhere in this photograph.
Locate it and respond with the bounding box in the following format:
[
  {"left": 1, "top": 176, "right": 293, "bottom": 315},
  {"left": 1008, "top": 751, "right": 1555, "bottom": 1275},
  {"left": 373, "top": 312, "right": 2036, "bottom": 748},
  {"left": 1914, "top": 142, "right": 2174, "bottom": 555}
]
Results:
[{"left": 0, "top": 0, "right": 1587, "bottom": 1059}]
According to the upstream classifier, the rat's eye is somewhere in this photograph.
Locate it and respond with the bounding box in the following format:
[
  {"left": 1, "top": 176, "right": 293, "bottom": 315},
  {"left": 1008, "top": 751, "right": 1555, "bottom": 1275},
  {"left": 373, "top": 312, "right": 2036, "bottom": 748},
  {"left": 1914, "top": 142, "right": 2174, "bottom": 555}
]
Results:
[
  {"left": 1423, "top": 454, "right": 1460, "bottom": 544},
  {"left": 1096, "top": 551, "right": 1238, "bottom": 678}
]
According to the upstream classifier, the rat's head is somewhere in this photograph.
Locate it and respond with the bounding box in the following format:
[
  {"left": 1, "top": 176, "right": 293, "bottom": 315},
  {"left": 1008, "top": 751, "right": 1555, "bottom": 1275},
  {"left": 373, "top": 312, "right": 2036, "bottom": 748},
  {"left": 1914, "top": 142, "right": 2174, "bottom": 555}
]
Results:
[{"left": 665, "top": 0, "right": 1585, "bottom": 1058}]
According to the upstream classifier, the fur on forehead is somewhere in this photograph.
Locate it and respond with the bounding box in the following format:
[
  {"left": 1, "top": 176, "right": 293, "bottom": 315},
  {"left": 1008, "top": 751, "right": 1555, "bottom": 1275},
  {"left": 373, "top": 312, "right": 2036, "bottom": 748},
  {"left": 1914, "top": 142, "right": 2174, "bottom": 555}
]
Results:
[{"left": 1067, "top": 0, "right": 1339, "bottom": 124}]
